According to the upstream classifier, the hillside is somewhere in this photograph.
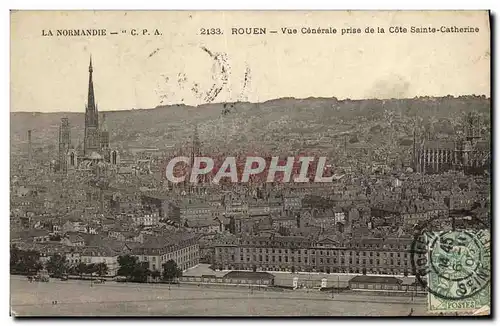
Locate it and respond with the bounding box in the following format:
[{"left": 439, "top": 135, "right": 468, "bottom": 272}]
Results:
[{"left": 10, "top": 96, "right": 491, "bottom": 157}]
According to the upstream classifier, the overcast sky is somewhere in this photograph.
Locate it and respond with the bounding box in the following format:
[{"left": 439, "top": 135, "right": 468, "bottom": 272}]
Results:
[{"left": 10, "top": 10, "right": 490, "bottom": 112}]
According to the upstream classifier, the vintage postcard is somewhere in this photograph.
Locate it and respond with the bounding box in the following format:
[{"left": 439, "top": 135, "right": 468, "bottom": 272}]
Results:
[{"left": 10, "top": 10, "right": 491, "bottom": 317}]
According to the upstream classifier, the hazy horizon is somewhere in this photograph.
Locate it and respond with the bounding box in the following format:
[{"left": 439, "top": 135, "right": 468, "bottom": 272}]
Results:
[{"left": 10, "top": 93, "right": 492, "bottom": 114}]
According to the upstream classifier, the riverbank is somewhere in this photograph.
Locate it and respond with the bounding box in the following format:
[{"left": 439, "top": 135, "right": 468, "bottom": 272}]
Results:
[{"left": 10, "top": 275, "right": 426, "bottom": 316}]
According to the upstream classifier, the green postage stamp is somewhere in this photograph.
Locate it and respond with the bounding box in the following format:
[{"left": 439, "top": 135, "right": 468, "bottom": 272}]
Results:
[{"left": 412, "top": 229, "right": 491, "bottom": 315}]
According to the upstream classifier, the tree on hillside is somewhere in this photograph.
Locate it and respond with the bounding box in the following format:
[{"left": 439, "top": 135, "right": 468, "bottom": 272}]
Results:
[
  {"left": 75, "top": 262, "right": 87, "bottom": 279},
  {"left": 10, "top": 245, "right": 43, "bottom": 275},
  {"left": 96, "top": 262, "right": 109, "bottom": 279},
  {"left": 86, "top": 263, "right": 98, "bottom": 278},
  {"left": 46, "top": 254, "right": 68, "bottom": 277},
  {"left": 10, "top": 245, "right": 21, "bottom": 269},
  {"left": 162, "top": 260, "right": 182, "bottom": 283},
  {"left": 117, "top": 255, "right": 139, "bottom": 280},
  {"left": 131, "top": 262, "right": 150, "bottom": 283},
  {"left": 151, "top": 270, "right": 161, "bottom": 282},
  {"left": 117, "top": 255, "right": 151, "bottom": 283}
]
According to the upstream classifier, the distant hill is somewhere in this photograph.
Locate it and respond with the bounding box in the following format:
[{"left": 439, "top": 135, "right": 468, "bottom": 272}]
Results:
[{"left": 10, "top": 95, "right": 491, "bottom": 156}]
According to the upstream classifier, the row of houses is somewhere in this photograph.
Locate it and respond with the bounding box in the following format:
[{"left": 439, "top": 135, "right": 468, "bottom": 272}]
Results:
[{"left": 12, "top": 231, "right": 200, "bottom": 276}]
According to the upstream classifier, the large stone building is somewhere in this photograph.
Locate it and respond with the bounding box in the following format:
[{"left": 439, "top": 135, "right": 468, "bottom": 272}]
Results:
[
  {"left": 131, "top": 233, "right": 200, "bottom": 272},
  {"left": 214, "top": 234, "right": 416, "bottom": 275},
  {"left": 414, "top": 112, "right": 490, "bottom": 175}
]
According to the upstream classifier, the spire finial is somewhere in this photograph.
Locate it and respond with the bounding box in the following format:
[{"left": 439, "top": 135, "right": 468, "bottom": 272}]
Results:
[{"left": 89, "top": 55, "right": 93, "bottom": 73}]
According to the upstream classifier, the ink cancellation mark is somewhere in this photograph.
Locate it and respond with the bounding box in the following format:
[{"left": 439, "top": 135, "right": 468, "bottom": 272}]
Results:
[
  {"left": 410, "top": 219, "right": 490, "bottom": 313},
  {"left": 154, "top": 46, "right": 231, "bottom": 105},
  {"left": 200, "top": 46, "right": 230, "bottom": 104}
]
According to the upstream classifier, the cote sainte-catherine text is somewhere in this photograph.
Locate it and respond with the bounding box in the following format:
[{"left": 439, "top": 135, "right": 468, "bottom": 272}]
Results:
[{"left": 201, "top": 25, "right": 481, "bottom": 36}]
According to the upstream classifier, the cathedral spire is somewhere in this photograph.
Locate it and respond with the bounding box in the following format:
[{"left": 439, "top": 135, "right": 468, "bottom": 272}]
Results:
[
  {"left": 84, "top": 55, "right": 99, "bottom": 156},
  {"left": 87, "top": 55, "right": 96, "bottom": 115}
]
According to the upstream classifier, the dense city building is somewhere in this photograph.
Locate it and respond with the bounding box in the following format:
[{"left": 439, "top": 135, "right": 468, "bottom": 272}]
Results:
[
  {"left": 131, "top": 233, "right": 200, "bottom": 272},
  {"left": 415, "top": 112, "right": 490, "bottom": 175},
  {"left": 214, "top": 234, "right": 415, "bottom": 275}
]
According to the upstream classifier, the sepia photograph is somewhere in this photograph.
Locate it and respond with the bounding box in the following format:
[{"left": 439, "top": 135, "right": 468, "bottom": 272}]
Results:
[{"left": 9, "top": 9, "right": 491, "bottom": 317}]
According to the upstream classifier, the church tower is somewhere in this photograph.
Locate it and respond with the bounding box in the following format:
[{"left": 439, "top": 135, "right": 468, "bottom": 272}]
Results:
[
  {"left": 189, "top": 124, "right": 207, "bottom": 192},
  {"left": 58, "top": 118, "right": 71, "bottom": 172},
  {"left": 100, "top": 113, "right": 110, "bottom": 162},
  {"left": 100, "top": 113, "right": 109, "bottom": 149},
  {"left": 465, "top": 111, "right": 481, "bottom": 142},
  {"left": 190, "top": 124, "right": 201, "bottom": 167},
  {"left": 84, "top": 56, "right": 100, "bottom": 156}
]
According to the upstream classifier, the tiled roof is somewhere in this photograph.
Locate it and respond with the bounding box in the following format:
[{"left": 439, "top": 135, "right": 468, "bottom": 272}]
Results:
[
  {"left": 65, "top": 232, "right": 85, "bottom": 242},
  {"left": 349, "top": 275, "right": 403, "bottom": 285},
  {"left": 187, "top": 220, "right": 219, "bottom": 228},
  {"left": 81, "top": 245, "right": 118, "bottom": 257},
  {"left": 19, "top": 229, "right": 51, "bottom": 238},
  {"left": 223, "top": 271, "right": 275, "bottom": 280},
  {"left": 16, "top": 242, "right": 70, "bottom": 255}
]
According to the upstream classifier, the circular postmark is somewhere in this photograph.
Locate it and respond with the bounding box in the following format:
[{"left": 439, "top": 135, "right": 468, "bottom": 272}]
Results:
[
  {"left": 154, "top": 46, "right": 232, "bottom": 106},
  {"left": 410, "top": 217, "right": 491, "bottom": 301}
]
